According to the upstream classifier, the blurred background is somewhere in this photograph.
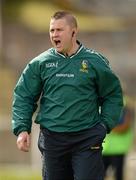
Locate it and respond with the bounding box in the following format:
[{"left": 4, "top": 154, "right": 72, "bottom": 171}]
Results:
[{"left": 0, "top": 0, "right": 136, "bottom": 179}]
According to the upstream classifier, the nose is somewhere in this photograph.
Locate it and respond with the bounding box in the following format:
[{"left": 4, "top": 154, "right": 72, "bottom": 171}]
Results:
[{"left": 52, "top": 30, "right": 59, "bottom": 37}]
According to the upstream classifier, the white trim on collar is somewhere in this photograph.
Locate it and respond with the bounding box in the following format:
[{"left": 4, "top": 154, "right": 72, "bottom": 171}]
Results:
[{"left": 55, "top": 42, "right": 83, "bottom": 59}]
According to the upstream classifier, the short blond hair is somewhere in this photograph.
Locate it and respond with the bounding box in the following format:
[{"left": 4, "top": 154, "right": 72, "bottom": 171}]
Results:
[{"left": 51, "top": 11, "right": 78, "bottom": 28}]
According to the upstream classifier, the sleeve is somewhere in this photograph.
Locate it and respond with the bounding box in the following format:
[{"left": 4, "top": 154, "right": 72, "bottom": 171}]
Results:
[
  {"left": 94, "top": 54, "right": 124, "bottom": 133},
  {"left": 12, "top": 60, "right": 43, "bottom": 136}
]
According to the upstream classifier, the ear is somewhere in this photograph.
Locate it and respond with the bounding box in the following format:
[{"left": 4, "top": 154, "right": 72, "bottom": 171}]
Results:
[{"left": 72, "top": 31, "right": 75, "bottom": 37}]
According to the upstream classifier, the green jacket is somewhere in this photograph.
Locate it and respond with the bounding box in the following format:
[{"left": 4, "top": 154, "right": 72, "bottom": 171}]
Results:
[{"left": 12, "top": 44, "right": 123, "bottom": 135}]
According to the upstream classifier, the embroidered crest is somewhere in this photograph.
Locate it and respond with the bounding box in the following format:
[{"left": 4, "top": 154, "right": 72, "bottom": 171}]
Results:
[{"left": 80, "top": 60, "right": 88, "bottom": 73}]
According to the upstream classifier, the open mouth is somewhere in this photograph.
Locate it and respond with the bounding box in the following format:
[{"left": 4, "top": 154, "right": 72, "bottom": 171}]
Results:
[{"left": 54, "top": 40, "right": 61, "bottom": 47}]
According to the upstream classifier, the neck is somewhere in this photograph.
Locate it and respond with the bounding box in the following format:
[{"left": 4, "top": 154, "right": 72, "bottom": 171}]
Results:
[{"left": 64, "top": 40, "right": 80, "bottom": 57}]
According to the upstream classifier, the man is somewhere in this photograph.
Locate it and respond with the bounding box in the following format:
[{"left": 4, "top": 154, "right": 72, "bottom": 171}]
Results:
[{"left": 12, "top": 11, "right": 123, "bottom": 180}]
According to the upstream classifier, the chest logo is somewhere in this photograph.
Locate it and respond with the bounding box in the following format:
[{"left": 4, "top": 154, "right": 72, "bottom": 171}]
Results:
[
  {"left": 80, "top": 60, "right": 88, "bottom": 73},
  {"left": 46, "top": 62, "right": 58, "bottom": 68}
]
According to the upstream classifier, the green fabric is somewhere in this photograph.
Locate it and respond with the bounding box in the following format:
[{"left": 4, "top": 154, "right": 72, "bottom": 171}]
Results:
[
  {"left": 102, "top": 129, "right": 133, "bottom": 154},
  {"left": 12, "top": 44, "right": 123, "bottom": 135}
]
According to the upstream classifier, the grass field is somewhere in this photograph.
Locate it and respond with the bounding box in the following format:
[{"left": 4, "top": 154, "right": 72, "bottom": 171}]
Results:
[{"left": 0, "top": 167, "right": 41, "bottom": 180}]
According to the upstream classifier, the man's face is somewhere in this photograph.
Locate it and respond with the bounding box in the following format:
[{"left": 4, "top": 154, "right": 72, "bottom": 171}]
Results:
[{"left": 49, "top": 18, "right": 75, "bottom": 54}]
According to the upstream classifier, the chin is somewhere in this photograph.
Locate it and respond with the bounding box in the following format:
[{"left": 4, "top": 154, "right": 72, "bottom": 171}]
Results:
[{"left": 56, "top": 48, "right": 63, "bottom": 53}]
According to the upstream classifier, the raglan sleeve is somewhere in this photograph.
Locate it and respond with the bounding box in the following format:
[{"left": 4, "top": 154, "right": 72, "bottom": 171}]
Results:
[
  {"left": 94, "top": 54, "right": 124, "bottom": 133},
  {"left": 12, "top": 59, "right": 43, "bottom": 136}
]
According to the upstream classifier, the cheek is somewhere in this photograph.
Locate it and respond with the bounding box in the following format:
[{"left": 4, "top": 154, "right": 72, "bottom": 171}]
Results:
[
  {"left": 49, "top": 34, "right": 52, "bottom": 40},
  {"left": 49, "top": 32, "right": 54, "bottom": 38},
  {"left": 63, "top": 34, "right": 72, "bottom": 43},
  {"left": 50, "top": 36, "right": 54, "bottom": 43}
]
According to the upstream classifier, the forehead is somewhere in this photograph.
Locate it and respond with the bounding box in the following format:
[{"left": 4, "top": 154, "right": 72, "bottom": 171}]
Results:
[{"left": 50, "top": 18, "right": 70, "bottom": 29}]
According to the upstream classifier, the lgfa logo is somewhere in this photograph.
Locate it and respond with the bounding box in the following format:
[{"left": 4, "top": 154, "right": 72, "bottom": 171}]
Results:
[
  {"left": 80, "top": 60, "right": 88, "bottom": 73},
  {"left": 46, "top": 62, "right": 58, "bottom": 68}
]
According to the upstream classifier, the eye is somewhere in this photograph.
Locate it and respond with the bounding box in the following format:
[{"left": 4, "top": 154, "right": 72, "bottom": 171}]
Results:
[
  {"left": 50, "top": 29, "right": 54, "bottom": 33},
  {"left": 57, "top": 29, "right": 62, "bottom": 32},
  {"left": 56, "top": 28, "right": 64, "bottom": 32}
]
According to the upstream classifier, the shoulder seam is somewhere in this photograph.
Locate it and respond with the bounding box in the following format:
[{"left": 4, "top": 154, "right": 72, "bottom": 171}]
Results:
[{"left": 86, "top": 48, "right": 110, "bottom": 66}]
